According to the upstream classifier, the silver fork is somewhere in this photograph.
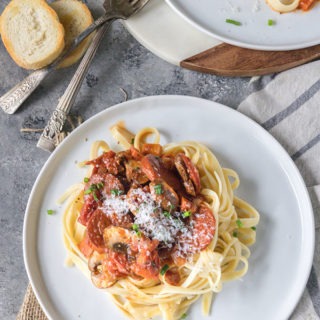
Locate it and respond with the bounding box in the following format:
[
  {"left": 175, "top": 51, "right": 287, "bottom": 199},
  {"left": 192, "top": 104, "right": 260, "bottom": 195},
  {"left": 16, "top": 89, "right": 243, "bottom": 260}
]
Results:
[{"left": 0, "top": 0, "right": 150, "bottom": 115}]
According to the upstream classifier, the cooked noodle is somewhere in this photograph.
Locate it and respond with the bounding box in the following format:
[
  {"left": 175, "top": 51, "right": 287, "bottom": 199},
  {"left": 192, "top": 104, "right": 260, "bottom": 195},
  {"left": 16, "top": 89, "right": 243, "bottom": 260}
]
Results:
[{"left": 60, "top": 124, "right": 260, "bottom": 320}]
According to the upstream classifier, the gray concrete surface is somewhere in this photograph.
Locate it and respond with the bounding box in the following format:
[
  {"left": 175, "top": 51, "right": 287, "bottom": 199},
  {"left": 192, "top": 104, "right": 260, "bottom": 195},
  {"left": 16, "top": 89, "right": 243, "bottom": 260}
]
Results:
[{"left": 0, "top": 1, "right": 269, "bottom": 319}]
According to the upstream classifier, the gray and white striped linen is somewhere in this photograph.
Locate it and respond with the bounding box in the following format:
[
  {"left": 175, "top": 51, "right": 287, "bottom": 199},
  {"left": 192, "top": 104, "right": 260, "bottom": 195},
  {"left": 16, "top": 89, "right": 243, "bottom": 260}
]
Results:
[{"left": 237, "top": 61, "right": 320, "bottom": 319}]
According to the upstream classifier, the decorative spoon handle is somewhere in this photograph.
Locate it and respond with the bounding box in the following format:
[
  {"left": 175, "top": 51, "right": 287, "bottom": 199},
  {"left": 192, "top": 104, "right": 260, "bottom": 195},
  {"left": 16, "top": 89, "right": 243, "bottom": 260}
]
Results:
[
  {"left": 37, "top": 22, "right": 112, "bottom": 152},
  {"left": 0, "top": 69, "right": 50, "bottom": 114}
]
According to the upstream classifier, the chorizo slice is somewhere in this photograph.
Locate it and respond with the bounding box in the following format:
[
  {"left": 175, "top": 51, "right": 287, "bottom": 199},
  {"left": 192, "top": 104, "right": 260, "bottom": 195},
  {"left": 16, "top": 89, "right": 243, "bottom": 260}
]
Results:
[
  {"left": 150, "top": 180, "right": 179, "bottom": 211},
  {"left": 175, "top": 153, "right": 201, "bottom": 197},
  {"left": 87, "top": 210, "right": 111, "bottom": 248},
  {"left": 141, "top": 154, "right": 184, "bottom": 194}
]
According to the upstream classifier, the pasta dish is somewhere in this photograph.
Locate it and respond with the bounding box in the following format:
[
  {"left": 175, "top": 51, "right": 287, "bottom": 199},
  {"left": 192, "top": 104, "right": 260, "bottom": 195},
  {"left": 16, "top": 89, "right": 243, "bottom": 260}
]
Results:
[
  {"left": 61, "top": 123, "right": 260, "bottom": 320},
  {"left": 267, "top": 0, "right": 318, "bottom": 13}
]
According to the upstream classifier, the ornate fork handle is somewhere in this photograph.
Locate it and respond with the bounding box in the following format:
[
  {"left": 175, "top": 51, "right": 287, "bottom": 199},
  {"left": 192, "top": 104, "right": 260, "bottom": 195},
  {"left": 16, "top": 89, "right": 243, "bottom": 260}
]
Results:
[{"left": 37, "top": 22, "right": 112, "bottom": 152}]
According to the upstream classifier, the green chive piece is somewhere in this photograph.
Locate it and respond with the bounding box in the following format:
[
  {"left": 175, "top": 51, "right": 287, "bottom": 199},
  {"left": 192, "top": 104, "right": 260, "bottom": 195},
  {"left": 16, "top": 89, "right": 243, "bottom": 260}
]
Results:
[
  {"left": 111, "top": 189, "right": 122, "bottom": 196},
  {"left": 226, "top": 19, "right": 241, "bottom": 26},
  {"left": 97, "top": 182, "right": 104, "bottom": 189},
  {"left": 84, "top": 189, "right": 92, "bottom": 195},
  {"left": 182, "top": 211, "right": 191, "bottom": 218},
  {"left": 251, "top": 226, "right": 257, "bottom": 231},
  {"left": 47, "top": 209, "right": 55, "bottom": 215},
  {"left": 93, "top": 192, "right": 99, "bottom": 202},
  {"left": 160, "top": 264, "right": 169, "bottom": 275},
  {"left": 131, "top": 138, "right": 135, "bottom": 144},
  {"left": 163, "top": 211, "right": 171, "bottom": 218},
  {"left": 84, "top": 177, "right": 89, "bottom": 183},
  {"left": 233, "top": 231, "right": 238, "bottom": 237},
  {"left": 154, "top": 184, "right": 163, "bottom": 195},
  {"left": 181, "top": 314, "right": 187, "bottom": 320},
  {"left": 169, "top": 204, "right": 175, "bottom": 211},
  {"left": 268, "top": 19, "right": 275, "bottom": 26},
  {"left": 132, "top": 224, "right": 139, "bottom": 232},
  {"left": 236, "top": 219, "right": 243, "bottom": 228}
]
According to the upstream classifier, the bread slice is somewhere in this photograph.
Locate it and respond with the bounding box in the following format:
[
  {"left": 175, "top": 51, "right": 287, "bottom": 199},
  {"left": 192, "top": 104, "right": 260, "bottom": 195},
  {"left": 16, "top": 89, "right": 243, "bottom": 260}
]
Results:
[
  {"left": 0, "top": 0, "right": 65, "bottom": 70},
  {"left": 50, "top": 0, "right": 94, "bottom": 68}
]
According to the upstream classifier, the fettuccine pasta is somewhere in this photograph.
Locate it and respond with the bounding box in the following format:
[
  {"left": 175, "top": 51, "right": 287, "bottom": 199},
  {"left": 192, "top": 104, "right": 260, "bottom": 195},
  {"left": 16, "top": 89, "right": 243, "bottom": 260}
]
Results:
[{"left": 60, "top": 124, "right": 260, "bottom": 320}]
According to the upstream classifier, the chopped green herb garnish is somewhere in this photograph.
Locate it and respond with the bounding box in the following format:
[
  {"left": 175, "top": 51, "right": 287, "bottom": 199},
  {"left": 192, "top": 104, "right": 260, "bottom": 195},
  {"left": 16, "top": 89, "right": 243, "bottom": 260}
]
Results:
[
  {"left": 181, "top": 313, "right": 187, "bottom": 320},
  {"left": 111, "top": 189, "right": 123, "bottom": 196},
  {"left": 93, "top": 192, "right": 99, "bottom": 202},
  {"left": 160, "top": 264, "right": 169, "bottom": 275},
  {"left": 182, "top": 211, "right": 191, "bottom": 218},
  {"left": 132, "top": 224, "right": 139, "bottom": 232},
  {"left": 169, "top": 204, "right": 175, "bottom": 211},
  {"left": 226, "top": 19, "right": 241, "bottom": 26},
  {"left": 84, "top": 177, "right": 89, "bottom": 183},
  {"left": 163, "top": 211, "right": 171, "bottom": 218},
  {"left": 97, "top": 182, "right": 104, "bottom": 189},
  {"left": 251, "top": 226, "right": 256, "bottom": 231},
  {"left": 85, "top": 184, "right": 99, "bottom": 195},
  {"left": 47, "top": 209, "right": 55, "bottom": 215},
  {"left": 131, "top": 138, "right": 135, "bottom": 144},
  {"left": 233, "top": 231, "right": 238, "bottom": 237},
  {"left": 154, "top": 184, "right": 163, "bottom": 195},
  {"left": 268, "top": 19, "right": 275, "bottom": 26},
  {"left": 236, "top": 219, "right": 243, "bottom": 228}
]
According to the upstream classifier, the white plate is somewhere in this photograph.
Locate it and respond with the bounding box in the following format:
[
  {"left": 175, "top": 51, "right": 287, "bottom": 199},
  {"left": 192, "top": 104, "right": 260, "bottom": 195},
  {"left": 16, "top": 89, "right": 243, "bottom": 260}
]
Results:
[
  {"left": 165, "top": 0, "right": 320, "bottom": 50},
  {"left": 123, "top": 1, "right": 220, "bottom": 66},
  {"left": 24, "top": 96, "right": 314, "bottom": 320}
]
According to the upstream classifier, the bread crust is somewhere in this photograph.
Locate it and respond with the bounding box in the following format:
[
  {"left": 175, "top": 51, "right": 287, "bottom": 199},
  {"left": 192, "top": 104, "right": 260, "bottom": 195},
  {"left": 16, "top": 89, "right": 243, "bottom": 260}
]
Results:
[
  {"left": 0, "top": 0, "right": 65, "bottom": 70},
  {"left": 51, "top": 0, "right": 94, "bottom": 68}
]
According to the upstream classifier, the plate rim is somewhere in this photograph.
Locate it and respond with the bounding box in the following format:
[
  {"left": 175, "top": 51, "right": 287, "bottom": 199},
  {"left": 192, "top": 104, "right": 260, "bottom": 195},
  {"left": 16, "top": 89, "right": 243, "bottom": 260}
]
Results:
[
  {"left": 164, "top": 0, "right": 320, "bottom": 51},
  {"left": 23, "top": 95, "right": 315, "bottom": 320}
]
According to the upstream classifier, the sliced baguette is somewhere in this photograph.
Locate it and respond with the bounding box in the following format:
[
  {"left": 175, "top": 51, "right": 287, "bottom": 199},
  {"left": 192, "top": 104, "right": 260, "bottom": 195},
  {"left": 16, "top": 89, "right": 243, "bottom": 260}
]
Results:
[
  {"left": 50, "top": 0, "right": 94, "bottom": 68},
  {"left": 0, "top": 0, "right": 65, "bottom": 70}
]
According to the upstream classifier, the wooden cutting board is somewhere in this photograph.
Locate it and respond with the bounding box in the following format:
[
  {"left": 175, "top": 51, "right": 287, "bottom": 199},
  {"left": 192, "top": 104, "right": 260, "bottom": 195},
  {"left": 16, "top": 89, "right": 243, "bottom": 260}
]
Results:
[{"left": 181, "top": 43, "right": 320, "bottom": 77}]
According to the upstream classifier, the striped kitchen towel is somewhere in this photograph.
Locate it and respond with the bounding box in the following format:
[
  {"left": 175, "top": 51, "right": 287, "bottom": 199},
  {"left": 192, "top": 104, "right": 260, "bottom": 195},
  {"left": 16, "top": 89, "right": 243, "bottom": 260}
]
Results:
[{"left": 238, "top": 61, "right": 320, "bottom": 320}]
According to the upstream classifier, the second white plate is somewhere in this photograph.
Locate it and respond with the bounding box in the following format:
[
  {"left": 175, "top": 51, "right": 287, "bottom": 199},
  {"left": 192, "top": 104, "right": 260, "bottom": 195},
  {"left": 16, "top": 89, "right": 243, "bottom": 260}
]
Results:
[{"left": 165, "top": 0, "right": 320, "bottom": 50}]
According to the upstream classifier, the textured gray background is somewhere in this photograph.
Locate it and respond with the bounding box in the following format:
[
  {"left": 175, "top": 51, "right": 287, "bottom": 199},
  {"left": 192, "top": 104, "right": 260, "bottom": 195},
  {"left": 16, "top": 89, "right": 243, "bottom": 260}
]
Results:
[{"left": 0, "top": 1, "right": 272, "bottom": 319}]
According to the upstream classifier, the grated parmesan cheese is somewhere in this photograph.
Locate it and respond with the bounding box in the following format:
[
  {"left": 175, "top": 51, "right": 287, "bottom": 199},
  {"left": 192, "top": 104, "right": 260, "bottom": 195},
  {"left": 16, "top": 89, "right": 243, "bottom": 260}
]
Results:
[{"left": 99, "top": 188, "right": 211, "bottom": 257}]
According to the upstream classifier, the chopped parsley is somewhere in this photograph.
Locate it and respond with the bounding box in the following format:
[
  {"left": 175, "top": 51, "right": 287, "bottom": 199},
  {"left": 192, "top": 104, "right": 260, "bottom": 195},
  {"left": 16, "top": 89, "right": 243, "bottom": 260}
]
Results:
[
  {"left": 163, "top": 211, "right": 171, "bottom": 218},
  {"left": 226, "top": 18, "right": 241, "bottom": 26},
  {"left": 132, "top": 224, "right": 141, "bottom": 236},
  {"left": 268, "top": 19, "right": 275, "bottom": 26},
  {"left": 47, "top": 209, "right": 55, "bottom": 215},
  {"left": 251, "top": 226, "right": 257, "bottom": 231},
  {"left": 84, "top": 183, "right": 104, "bottom": 200},
  {"left": 154, "top": 184, "right": 163, "bottom": 195},
  {"left": 182, "top": 211, "right": 191, "bottom": 218},
  {"left": 233, "top": 231, "right": 238, "bottom": 237},
  {"left": 84, "top": 184, "right": 98, "bottom": 194},
  {"left": 92, "top": 192, "right": 99, "bottom": 202},
  {"left": 97, "top": 182, "right": 104, "bottom": 189},
  {"left": 180, "top": 314, "right": 187, "bottom": 320},
  {"left": 131, "top": 138, "right": 135, "bottom": 145},
  {"left": 83, "top": 177, "right": 89, "bottom": 183},
  {"left": 236, "top": 219, "right": 243, "bottom": 228},
  {"left": 160, "top": 264, "right": 169, "bottom": 275},
  {"left": 111, "top": 189, "right": 123, "bottom": 196}
]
